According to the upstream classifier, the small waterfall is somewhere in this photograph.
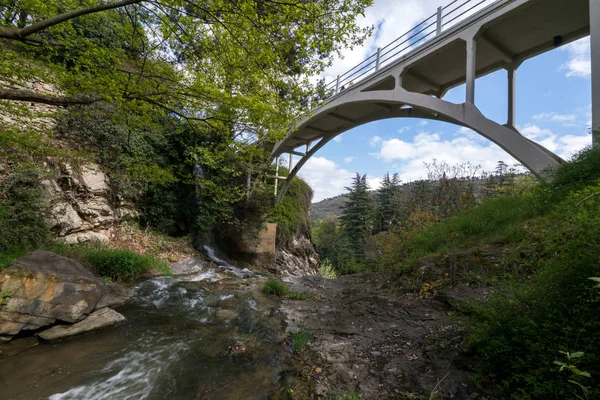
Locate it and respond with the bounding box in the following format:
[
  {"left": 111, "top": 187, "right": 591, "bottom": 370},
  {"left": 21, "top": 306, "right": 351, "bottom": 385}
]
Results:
[{"left": 203, "top": 244, "right": 252, "bottom": 278}]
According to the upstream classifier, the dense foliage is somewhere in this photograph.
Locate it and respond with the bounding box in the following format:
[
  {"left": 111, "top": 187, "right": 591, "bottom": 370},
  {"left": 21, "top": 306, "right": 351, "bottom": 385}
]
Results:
[
  {"left": 269, "top": 169, "right": 313, "bottom": 246},
  {"left": 0, "top": 165, "right": 52, "bottom": 251},
  {"left": 0, "top": 0, "right": 372, "bottom": 243}
]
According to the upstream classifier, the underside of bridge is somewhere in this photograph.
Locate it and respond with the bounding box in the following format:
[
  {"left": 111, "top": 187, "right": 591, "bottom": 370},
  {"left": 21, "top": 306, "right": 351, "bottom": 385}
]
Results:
[{"left": 271, "top": 0, "right": 596, "bottom": 203}]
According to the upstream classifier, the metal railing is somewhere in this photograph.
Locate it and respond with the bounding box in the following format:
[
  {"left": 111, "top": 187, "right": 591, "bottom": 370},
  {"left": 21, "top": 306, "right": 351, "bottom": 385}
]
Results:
[{"left": 322, "top": 0, "right": 498, "bottom": 99}]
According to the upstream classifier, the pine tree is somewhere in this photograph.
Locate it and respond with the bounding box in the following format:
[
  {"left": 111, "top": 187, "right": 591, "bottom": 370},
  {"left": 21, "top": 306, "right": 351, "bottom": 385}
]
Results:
[
  {"left": 374, "top": 172, "right": 403, "bottom": 232},
  {"left": 341, "top": 173, "right": 373, "bottom": 252}
]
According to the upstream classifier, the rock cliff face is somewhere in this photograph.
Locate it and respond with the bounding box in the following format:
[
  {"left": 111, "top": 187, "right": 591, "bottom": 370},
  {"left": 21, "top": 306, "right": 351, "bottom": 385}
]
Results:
[
  {"left": 275, "top": 233, "right": 320, "bottom": 277},
  {"left": 44, "top": 163, "right": 136, "bottom": 244}
]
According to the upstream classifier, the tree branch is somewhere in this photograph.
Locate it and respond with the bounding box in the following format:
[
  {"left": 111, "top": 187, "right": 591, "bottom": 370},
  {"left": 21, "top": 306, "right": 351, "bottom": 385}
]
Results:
[
  {"left": 0, "top": 88, "right": 102, "bottom": 106},
  {"left": 0, "top": 0, "right": 144, "bottom": 40}
]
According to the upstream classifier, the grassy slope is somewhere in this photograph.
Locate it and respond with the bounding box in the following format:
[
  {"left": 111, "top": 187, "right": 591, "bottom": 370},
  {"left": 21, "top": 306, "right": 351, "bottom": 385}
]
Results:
[{"left": 389, "top": 148, "right": 600, "bottom": 399}]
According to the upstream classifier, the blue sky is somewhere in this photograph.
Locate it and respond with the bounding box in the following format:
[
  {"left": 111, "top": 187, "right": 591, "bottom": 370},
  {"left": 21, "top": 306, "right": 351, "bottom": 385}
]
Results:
[{"left": 295, "top": 0, "right": 592, "bottom": 202}]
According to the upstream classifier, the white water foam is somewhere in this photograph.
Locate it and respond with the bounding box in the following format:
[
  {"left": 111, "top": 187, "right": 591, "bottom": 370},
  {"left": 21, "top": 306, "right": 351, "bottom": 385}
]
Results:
[
  {"left": 220, "top": 294, "right": 234, "bottom": 300},
  {"left": 49, "top": 342, "right": 188, "bottom": 400},
  {"left": 181, "top": 269, "right": 220, "bottom": 282}
]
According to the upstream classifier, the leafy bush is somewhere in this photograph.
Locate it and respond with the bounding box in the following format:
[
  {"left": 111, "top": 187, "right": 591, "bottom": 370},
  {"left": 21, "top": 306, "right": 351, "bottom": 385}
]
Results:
[
  {"left": 263, "top": 279, "right": 288, "bottom": 296},
  {"left": 401, "top": 195, "right": 536, "bottom": 263},
  {"left": 319, "top": 259, "right": 338, "bottom": 279},
  {"left": 0, "top": 165, "right": 52, "bottom": 252},
  {"left": 81, "top": 248, "right": 170, "bottom": 282},
  {"left": 0, "top": 247, "right": 28, "bottom": 271},
  {"left": 466, "top": 181, "right": 600, "bottom": 399},
  {"left": 270, "top": 173, "right": 313, "bottom": 246}
]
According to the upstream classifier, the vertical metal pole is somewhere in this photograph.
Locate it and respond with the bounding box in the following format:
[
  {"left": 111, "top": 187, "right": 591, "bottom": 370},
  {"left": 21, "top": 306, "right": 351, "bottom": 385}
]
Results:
[
  {"left": 591, "top": 0, "right": 600, "bottom": 146},
  {"left": 335, "top": 75, "right": 340, "bottom": 94},
  {"left": 375, "top": 47, "right": 382, "bottom": 71},
  {"left": 466, "top": 36, "right": 477, "bottom": 104},
  {"left": 436, "top": 7, "right": 442, "bottom": 36},
  {"left": 288, "top": 153, "right": 293, "bottom": 172},
  {"left": 507, "top": 67, "right": 516, "bottom": 129},
  {"left": 274, "top": 156, "right": 279, "bottom": 197}
]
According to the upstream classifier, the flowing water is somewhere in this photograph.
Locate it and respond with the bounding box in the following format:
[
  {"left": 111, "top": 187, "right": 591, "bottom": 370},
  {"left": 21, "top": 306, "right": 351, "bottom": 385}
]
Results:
[{"left": 0, "top": 256, "right": 287, "bottom": 400}]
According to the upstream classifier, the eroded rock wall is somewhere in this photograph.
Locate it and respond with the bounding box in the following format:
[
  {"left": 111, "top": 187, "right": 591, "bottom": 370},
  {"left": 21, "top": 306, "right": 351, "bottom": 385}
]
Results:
[
  {"left": 275, "top": 233, "right": 320, "bottom": 277},
  {"left": 44, "top": 163, "right": 137, "bottom": 244}
]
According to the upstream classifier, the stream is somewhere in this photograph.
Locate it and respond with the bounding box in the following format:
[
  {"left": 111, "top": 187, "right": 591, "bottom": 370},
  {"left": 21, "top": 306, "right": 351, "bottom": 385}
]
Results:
[{"left": 0, "top": 253, "right": 288, "bottom": 400}]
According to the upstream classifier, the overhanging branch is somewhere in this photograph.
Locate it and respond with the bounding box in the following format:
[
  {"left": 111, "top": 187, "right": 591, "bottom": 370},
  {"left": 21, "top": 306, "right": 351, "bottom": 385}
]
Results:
[{"left": 0, "top": 0, "right": 144, "bottom": 40}]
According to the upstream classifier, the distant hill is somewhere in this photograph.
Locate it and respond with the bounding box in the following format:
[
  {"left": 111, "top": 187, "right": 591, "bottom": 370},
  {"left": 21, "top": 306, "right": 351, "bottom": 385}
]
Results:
[
  {"left": 311, "top": 177, "right": 499, "bottom": 221},
  {"left": 310, "top": 194, "right": 348, "bottom": 221}
]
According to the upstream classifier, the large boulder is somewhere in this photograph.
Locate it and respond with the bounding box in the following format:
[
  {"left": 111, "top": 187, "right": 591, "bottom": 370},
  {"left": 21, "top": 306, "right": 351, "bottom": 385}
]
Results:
[
  {"left": 37, "top": 308, "right": 126, "bottom": 342},
  {"left": 0, "top": 251, "right": 133, "bottom": 338}
]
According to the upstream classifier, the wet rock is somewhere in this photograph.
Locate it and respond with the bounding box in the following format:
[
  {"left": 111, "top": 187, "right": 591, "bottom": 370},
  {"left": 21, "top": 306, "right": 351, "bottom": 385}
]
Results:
[
  {"left": 0, "top": 251, "right": 133, "bottom": 338},
  {"left": 170, "top": 257, "right": 209, "bottom": 276},
  {"left": 37, "top": 308, "right": 125, "bottom": 342},
  {"left": 96, "top": 282, "right": 134, "bottom": 310}
]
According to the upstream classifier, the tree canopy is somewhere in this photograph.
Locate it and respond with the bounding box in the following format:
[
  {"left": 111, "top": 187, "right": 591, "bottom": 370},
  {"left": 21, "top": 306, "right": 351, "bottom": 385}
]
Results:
[{"left": 0, "top": 0, "right": 373, "bottom": 154}]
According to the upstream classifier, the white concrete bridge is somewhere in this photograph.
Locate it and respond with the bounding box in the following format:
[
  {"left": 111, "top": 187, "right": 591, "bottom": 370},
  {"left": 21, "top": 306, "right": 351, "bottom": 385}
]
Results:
[{"left": 270, "top": 0, "right": 599, "bottom": 203}]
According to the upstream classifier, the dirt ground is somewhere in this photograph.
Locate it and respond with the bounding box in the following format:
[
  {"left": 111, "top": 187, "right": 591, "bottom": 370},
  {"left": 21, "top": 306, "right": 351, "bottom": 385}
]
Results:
[{"left": 277, "top": 273, "right": 488, "bottom": 399}]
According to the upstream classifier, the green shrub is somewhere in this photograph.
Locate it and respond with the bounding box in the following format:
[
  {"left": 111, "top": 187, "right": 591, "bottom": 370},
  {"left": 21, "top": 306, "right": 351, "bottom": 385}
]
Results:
[
  {"left": 319, "top": 259, "right": 338, "bottom": 279},
  {"left": 541, "top": 145, "right": 600, "bottom": 200},
  {"left": 0, "top": 165, "right": 52, "bottom": 251},
  {"left": 466, "top": 182, "right": 600, "bottom": 399},
  {"left": 263, "top": 279, "right": 288, "bottom": 296},
  {"left": 402, "top": 195, "right": 535, "bottom": 262},
  {"left": 292, "top": 329, "right": 309, "bottom": 353},
  {"left": 81, "top": 248, "right": 170, "bottom": 282},
  {"left": 263, "top": 278, "right": 309, "bottom": 299},
  {"left": 0, "top": 247, "right": 28, "bottom": 271},
  {"left": 269, "top": 173, "right": 313, "bottom": 246}
]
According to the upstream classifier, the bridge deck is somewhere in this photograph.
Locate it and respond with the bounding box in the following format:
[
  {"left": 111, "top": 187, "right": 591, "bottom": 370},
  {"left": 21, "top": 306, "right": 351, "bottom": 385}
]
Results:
[{"left": 273, "top": 0, "right": 590, "bottom": 156}]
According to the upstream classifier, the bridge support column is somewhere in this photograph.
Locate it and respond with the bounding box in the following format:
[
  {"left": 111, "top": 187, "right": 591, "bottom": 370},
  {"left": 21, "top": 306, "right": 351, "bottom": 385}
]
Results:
[
  {"left": 591, "top": 0, "right": 600, "bottom": 146},
  {"left": 507, "top": 66, "right": 516, "bottom": 130},
  {"left": 466, "top": 36, "right": 477, "bottom": 104}
]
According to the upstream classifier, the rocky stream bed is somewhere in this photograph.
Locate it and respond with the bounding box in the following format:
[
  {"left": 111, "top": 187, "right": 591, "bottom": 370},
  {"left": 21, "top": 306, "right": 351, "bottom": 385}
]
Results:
[{"left": 0, "top": 254, "right": 482, "bottom": 399}]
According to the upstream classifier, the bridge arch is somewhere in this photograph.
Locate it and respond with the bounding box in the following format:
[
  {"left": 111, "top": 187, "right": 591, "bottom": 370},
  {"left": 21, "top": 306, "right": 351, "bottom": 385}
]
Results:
[{"left": 271, "top": 83, "right": 563, "bottom": 203}]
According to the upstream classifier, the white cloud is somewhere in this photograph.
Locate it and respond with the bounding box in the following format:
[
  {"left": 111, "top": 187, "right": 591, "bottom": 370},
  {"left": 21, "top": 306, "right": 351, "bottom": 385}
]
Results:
[
  {"left": 521, "top": 124, "right": 554, "bottom": 140},
  {"left": 533, "top": 112, "right": 577, "bottom": 124},
  {"left": 298, "top": 157, "right": 382, "bottom": 201},
  {"left": 397, "top": 126, "right": 410, "bottom": 134},
  {"left": 298, "top": 157, "right": 357, "bottom": 202},
  {"left": 419, "top": 120, "right": 429, "bottom": 126},
  {"left": 560, "top": 38, "right": 591, "bottom": 78},
  {"left": 333, "top": 135, "right": 343, "bottom": 143},
  {"left": 557, "top": 134, "right": 591, "bottom": 159},
  {"left": 369, "top": 135, "right": 382, "bottom": 147},
  {"left": 344, "top": 156, "right": 357, "bottom": 163},
  {"left": 370, "top": 128, "right": 590, "bottom": 182}
]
